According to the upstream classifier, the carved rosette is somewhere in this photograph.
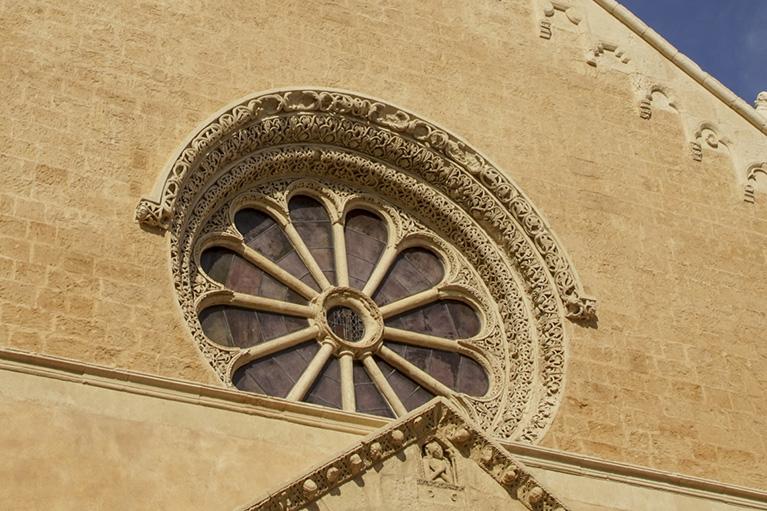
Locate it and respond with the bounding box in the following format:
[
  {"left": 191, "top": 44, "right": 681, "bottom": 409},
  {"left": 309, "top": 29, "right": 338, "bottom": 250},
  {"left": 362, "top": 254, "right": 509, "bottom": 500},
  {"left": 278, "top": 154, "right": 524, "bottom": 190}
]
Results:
[{"left": 137, "top": 88, "right": 596, "bottom": 443}]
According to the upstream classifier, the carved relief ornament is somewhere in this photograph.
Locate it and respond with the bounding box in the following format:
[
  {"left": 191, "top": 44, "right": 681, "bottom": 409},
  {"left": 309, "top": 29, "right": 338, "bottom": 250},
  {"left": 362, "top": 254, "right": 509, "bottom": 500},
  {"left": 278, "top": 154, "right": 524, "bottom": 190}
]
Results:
[
  {"left": 236, "top": 398, "right": 571, "bottom": 511},
  {"left": 136, "top": 88, "right": 596, "bottom": 442}
]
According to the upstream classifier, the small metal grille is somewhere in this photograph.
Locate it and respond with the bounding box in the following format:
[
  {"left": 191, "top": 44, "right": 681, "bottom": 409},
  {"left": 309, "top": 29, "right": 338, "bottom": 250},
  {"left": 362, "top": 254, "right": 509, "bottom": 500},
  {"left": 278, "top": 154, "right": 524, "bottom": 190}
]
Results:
[{"left": 326, "top": 306, "right": 365, "bottom": 342}]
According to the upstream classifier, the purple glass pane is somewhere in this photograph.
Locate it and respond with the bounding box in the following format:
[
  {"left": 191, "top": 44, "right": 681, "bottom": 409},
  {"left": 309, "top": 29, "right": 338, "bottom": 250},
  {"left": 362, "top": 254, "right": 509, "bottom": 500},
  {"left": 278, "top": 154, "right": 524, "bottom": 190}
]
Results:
[
  {"left": 386, "top": 342, "right": 488, "bottom": 397},
  {"left": 289, "top": 195, "right": 336, "bottom": 286},
  {"left": 234, "top": 208, "right": 318, "bottom": 291},
  {"left": 456, "top": 356, "right": 490, "bottom": 397},
  {"left": 375, "top": 357, "right": 434, "bottom": 411},
  {"left": 344, "top": 209, "right": 387, "bottom": 290},
  {"left": 305, "top": 357, "right": 342, "bottom": 410},
  {"left": 373, "top": 248, "right": 444, "bottom": 306},
  {"left": 386, "top": 300, "right": 480, "bottom": 339},
  {"left": 199, "top": 305, "right": 308, "bottom": 348},
  {"left": 353, "top": 361, "right": 394, "bottom": 418},
  {"left": 232, "top": 341, "right": 319, "bottom": 398},
  {"left": 200, "top": 247, "right": 306, "bottom": 304}
]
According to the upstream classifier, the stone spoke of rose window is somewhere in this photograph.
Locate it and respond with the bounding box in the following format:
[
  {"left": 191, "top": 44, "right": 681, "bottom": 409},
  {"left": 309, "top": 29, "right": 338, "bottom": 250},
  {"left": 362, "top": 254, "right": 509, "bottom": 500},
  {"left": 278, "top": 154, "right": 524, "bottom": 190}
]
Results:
[
  {"left": 199, "top": 290, "right": 314, "bottom": 318},
  {"left": 199, "top": 304, "right": 311, "bottom": 350},
  {"left": 286, "top": 195, "right": 335, "bottom": 291},
  {"left": 232, "top": 342, "right": 320, "bottom": 398},
  {"left": 382, "top": 326, "right": 463, "bottom": 352},
  {"left": 362, "top": 244, "right": 399, "bottom": 297},
  {"left": 238, "top": 325, "right": 322, "bottom": 365},
  {"left": 378, "top": 287, "right": 444, "bottom": 319},
  {"left": 286, "top": 343, "right": 335, "bottom": 402},
  {"left": 360, "top": 354, "right": 408, "bottom": 417},
  {"left": 376, "top": 345, "right": 454, "bottom": 397},
  {"left": 352, "top": 360, "right": 394, "bottom": 418},
  {"left": 235, "top": 243, "right": 318, "bottom": 300},
  {"left": 344, "top": 209, "right": 388, "bottom": 291},
  {"left": 372, "top": 247, "right": 444, "bottom": 307},
  {"left": 233, "top": 208, "right": 320, "bottom": 298},
  {"left": 200, "top": 246, "right": 308, "bottom": 305},
  {"left": 338, "top": 353, "right": 355, "bottom": 411}
]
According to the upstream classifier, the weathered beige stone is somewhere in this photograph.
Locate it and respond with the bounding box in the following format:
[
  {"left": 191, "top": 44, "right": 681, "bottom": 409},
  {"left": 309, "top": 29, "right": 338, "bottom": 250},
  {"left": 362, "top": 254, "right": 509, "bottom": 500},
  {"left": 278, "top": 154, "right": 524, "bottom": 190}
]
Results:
[{"left": 0, "top": 0, "right": 766, "bottom": 504}]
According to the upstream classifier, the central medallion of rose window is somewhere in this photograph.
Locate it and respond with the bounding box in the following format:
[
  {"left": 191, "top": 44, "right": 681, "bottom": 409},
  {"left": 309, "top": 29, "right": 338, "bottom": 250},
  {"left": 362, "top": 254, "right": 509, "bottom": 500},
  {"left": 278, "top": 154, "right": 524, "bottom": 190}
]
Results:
[
  {"left": 326, "top": 306, "right": 364, "bottom": 343},
  {"left": 196, "top": 182, "right": 490, "bottom": 418}
]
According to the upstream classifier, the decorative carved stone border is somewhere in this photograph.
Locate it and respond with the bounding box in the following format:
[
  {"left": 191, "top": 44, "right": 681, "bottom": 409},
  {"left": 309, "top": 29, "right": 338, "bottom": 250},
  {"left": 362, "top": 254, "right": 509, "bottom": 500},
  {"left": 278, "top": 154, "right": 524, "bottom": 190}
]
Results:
[
  {"left": 136, "top": 88, "right": 597, "bottom": 442},
  {"left": 236, "top": 397, "right": 570, "bottom": 511},
  {"left": 136, "top": 88, "right": 594, "bottom": 320}
]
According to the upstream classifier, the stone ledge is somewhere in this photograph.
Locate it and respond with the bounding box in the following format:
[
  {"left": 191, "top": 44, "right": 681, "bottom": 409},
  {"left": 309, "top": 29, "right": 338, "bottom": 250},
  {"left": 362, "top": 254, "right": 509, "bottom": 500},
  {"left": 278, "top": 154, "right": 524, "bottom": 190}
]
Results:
[
  {"left": 506, "top": 441, "right": 767, "bottom": 508},
  {"left": 0, "top": 347, "right": 386, "bottom": 435},
  {"left": 2, "top": 347, "right": 765, "bottom": 507}
]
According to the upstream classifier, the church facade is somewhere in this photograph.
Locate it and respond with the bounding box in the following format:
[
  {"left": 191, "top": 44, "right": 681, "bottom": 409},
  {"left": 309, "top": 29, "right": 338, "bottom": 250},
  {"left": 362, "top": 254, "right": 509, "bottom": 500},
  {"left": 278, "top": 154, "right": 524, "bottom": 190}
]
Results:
[{"left": 1, "top": 0, "right": 766, "bottom": 509}]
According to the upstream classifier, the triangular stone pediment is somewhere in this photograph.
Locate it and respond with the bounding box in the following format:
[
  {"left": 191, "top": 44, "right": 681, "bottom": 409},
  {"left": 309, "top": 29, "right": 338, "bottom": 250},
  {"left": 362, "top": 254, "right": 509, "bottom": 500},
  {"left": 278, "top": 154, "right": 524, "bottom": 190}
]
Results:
[{"left": 237, "top": 398, "right": 569, "bottom": 511}]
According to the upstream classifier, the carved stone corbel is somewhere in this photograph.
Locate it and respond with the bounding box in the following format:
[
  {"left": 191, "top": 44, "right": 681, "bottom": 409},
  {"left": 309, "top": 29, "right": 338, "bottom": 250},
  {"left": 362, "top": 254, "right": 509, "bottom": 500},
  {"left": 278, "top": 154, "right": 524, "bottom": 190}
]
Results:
[
  {"left": 539, "top": 0, "right": 583, "bottom": 40},
  {"left": 586, "top": 41, "right": 631, "bottom": 67},
  {"left": 745, "top": 162, "right": 767, "bottom": 204}
]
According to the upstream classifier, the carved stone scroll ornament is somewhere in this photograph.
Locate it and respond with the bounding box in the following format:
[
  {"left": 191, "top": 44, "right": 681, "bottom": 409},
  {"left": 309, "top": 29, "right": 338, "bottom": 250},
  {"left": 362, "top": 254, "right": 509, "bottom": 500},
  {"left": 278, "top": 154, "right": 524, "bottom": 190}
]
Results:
[
  {"left": 539, "top": 0, "right": 583, "bottom": 40},
  {"left": 745, "top": 162, "right": 767, "bottom": 204},
  {"left": 638, "top": 86, "right": 678, "bottom": 121},
  {"left": 690, "top": 123, "right": 732, "bottom": 162},
  {"left": 136, "top": 88, "right": 597, "bottom": 442},
  {"left": 586, "top": 41, "right": 631, "bottom": 67}
]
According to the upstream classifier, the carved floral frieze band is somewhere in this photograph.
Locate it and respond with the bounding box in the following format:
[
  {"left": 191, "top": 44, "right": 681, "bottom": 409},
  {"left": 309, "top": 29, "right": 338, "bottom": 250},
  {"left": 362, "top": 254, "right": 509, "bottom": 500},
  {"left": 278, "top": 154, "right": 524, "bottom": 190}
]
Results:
[{"left": 136, "top": 88, "right": 595, "bottom": 320}]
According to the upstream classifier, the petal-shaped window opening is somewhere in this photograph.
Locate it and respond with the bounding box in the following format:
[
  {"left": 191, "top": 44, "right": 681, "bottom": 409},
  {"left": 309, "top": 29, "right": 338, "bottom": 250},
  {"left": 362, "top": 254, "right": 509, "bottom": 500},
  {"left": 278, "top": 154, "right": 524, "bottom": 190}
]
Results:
[
  {"left": 373, "top": 247, "right": 444, "bottom": 306},
  {"left": 234, "top": 208, "right": 319, "bottom": 291},
  {"left": 344, "top": 209, "right": 387, "bottom": 289},
  {"left": 386, "top": 342, "right": 489, "bottom": 397},
  {"left": 289, "top": 195, "right": 336, "bottom": 286},
  {"left": 353, "top": 361, "right": 395, "bottom": 418},
  {"left": 199, "top": 305, "right": 309, "bottom": 349},
  {"left": 376, "top": 358, "right": 435, "bottom": 412},
  {"left": 386, "top": 300, "right": 480, "bottom": 339},
  {"left": 304, "top": 357, "right": 342, "bottom": 410},
  {"left": 232, "top": 342, "right": 319, "bottom": 397},
  {"left": 200, "top": 247, "right": 307, "bottom": 304}
]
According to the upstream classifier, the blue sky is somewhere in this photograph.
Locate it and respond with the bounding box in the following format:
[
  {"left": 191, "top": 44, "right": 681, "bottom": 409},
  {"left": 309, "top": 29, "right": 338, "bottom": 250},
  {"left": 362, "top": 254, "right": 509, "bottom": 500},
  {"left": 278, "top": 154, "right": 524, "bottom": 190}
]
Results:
[{"left": 619, "top": 0, "right": 767, "bottom": 103}]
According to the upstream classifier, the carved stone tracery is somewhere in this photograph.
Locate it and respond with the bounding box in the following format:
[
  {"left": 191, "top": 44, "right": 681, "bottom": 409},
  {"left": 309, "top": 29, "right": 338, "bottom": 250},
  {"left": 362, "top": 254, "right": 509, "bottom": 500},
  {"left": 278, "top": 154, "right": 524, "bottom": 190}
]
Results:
[{"left": 137, "top": 88, "right": 596, "bottom": 442}]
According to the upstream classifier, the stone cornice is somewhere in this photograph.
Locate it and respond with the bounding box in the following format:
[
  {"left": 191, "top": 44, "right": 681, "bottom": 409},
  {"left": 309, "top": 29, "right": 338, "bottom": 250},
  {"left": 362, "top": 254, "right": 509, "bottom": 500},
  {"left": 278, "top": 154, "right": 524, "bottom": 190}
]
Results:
[
  {"left": 2, "top": 347, "right": 765, "bottom": 506},
  {"left": 506, "top": 442, "right": 767, "bottom": 509},
  {"left": 594, "top": 0, "right": 767, "bottom": 136},
  {"left": 0, "top": 347, "right": 386, "bottom": 436}
]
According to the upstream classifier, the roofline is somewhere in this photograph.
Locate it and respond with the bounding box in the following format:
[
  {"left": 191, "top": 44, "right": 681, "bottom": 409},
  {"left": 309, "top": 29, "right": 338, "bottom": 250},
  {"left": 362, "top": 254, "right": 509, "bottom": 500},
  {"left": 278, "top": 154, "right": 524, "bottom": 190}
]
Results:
[{"left": 594, "top": 0, "right": 767, "bottom": 136}]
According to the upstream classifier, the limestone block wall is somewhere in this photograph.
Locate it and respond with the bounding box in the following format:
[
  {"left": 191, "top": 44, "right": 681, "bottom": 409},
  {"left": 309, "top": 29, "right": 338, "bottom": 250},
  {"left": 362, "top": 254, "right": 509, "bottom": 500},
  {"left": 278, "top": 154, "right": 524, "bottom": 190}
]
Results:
[
  {"left": 1, "top": 0, "right": 765, "bottom": 489},
  {"left": 0, "top": 353, "right": 372, "bottom": 510}
]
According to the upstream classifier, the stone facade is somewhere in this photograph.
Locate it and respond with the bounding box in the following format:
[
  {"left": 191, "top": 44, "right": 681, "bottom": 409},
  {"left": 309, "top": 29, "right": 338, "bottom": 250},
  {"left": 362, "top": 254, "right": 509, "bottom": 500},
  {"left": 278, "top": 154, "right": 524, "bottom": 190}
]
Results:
[{"left": 0, "top": 0, "right": 766, "bottom": 508}]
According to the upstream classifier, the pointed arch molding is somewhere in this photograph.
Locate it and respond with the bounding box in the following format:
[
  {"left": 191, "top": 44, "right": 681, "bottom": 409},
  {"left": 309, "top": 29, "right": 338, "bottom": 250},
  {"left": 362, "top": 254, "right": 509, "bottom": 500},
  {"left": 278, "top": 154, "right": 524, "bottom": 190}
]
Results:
[{"left": 136, "top": 88, "right": 596, "bottom": 442}]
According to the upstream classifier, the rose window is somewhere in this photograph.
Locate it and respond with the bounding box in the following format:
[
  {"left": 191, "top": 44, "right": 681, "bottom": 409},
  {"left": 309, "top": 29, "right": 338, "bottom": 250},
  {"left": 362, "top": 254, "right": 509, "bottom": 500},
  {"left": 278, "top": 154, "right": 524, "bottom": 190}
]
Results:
[{"left": 195, "top": 181, "right": 491, "bottom": 418}]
